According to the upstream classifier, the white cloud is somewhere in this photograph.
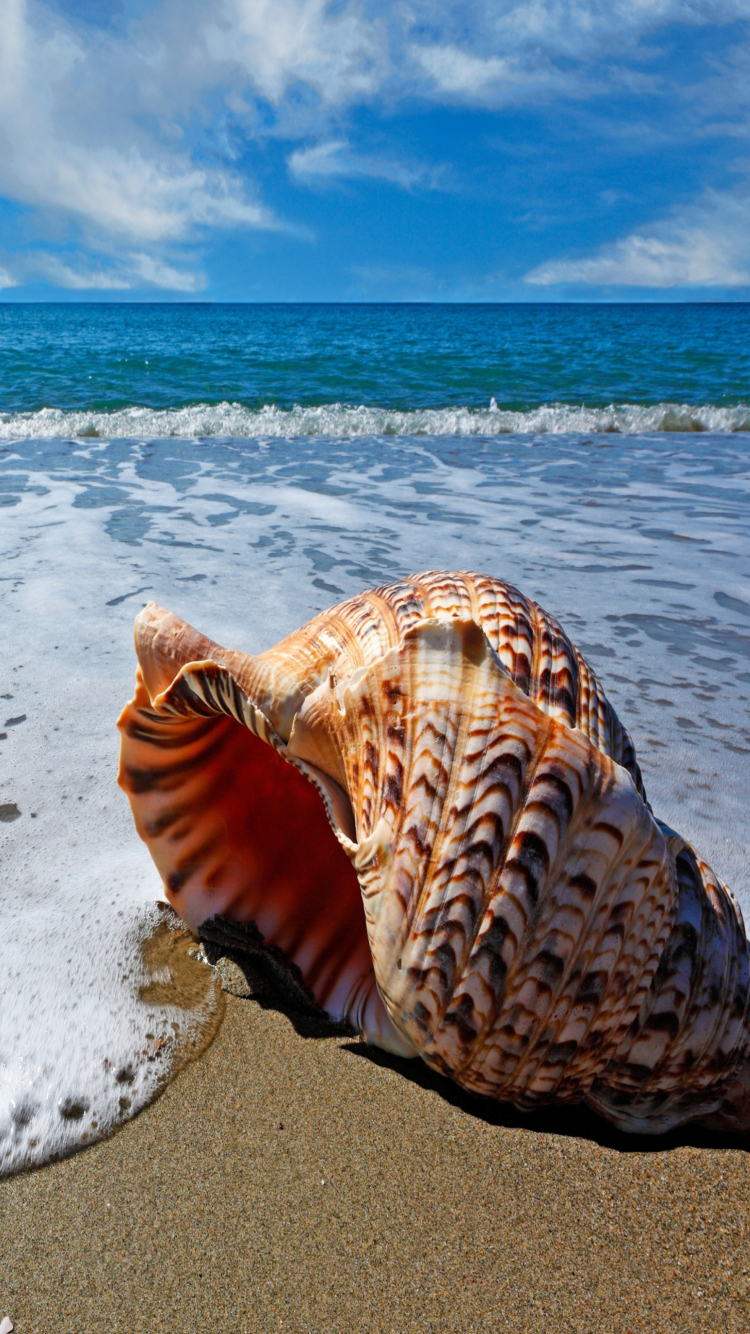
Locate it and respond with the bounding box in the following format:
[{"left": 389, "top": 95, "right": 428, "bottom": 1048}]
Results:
[
  {"left": 288, "top": 140, "right": 352, "bottom": 177},
  {"left": 525, "top": 185, "right": 750, "bottom": 287},
  {"left": 0, "top": 267, "right": 17, "bottom": 289},
  {"left": 409, "top": 0, "right": 750, "bottom": 105},
  {"left": 205, "top": 0, "right": 386, "bottom": 105},
  {"left": 180, "top": 0, "right": 750, "bottom": 118},
  {"left": 412, "top": 46, "right": 517, "bottom": 97},
  {"left": 410, "top": 41, "right": 583, "bottom": 103},
  {"left": 10, "top": 250, "right": 207, "bottom": 292},
  {"left": 288, "top": 138, "right": 446, "bottom": 189},
  {"left": 130, "top": 254, "right": 208, "bottom": 292},
  {"left": 10, "top": 146, "right": 270, "bottom": 244},
  {"left": 33, "top": 257, "right": 133, "bottom": 290},
  {"left": 0, "top": 0, "right": 274, "bottom": 254}
]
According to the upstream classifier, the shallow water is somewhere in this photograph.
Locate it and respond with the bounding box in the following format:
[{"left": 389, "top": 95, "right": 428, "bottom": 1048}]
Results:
[{"left": 1, "top": 308, "right": 749, "bottom": 1173}]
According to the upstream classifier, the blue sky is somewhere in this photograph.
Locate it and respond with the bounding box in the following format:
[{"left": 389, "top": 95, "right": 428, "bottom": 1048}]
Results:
[{"left": 1, "top": 0, "right": 749, "bottom": 300}]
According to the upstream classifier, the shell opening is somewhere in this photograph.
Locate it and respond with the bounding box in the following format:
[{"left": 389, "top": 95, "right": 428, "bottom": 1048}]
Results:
[{"left": 118, "top": 639, "right": 416, "bottom": 1056}]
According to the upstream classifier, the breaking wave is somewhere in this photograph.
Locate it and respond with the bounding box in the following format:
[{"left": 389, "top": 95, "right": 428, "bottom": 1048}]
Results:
[{"left": 1, "top": 399, "right": 749, "bottom": 440}]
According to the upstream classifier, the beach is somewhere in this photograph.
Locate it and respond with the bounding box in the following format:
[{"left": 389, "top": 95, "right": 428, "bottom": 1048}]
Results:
[
  {"left": 2, "top": 989, "right": 750, "bottom": 1333},
  {"left": 1, "top": 305, "right": 750, "bottom": 1328}
]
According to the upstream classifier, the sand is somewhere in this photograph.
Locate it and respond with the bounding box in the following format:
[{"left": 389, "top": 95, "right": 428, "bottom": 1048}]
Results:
[{"left": 1, "top": 990, "right": 749, "bottom": 1334}]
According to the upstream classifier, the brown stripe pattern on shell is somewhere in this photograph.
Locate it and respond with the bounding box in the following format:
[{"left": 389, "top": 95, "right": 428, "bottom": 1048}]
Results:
[
  {"left": 118, "top": 571, "right": 750, "bottom": 1135},
  {"left": 244, "top": 570, "right": 646, "bottom": 798}
]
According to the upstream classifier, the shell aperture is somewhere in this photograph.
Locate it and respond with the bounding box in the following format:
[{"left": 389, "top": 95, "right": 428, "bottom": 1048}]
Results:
[{"left": 118, "top": 571, "right": 750, "bottom": 1134}]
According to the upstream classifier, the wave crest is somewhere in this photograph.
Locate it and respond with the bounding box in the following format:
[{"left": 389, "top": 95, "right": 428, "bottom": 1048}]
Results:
[{"left": 1, "top": 399, "right": 749, "bottom": 439}]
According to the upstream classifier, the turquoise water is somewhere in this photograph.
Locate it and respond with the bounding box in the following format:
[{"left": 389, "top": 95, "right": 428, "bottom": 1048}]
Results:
[{"left": 0, "top": 302, "right": 748, "bottom": 434}]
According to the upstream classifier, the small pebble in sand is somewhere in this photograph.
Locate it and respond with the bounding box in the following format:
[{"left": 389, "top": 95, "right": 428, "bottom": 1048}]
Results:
[{"left": 0, "top": 1315, "right": 14, "bottom": 1333}]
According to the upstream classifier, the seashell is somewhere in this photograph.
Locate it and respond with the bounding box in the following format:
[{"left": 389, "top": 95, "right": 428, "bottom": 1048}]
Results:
[{"left": 118, "top": 571, "right": 750, "bottom": 1135}]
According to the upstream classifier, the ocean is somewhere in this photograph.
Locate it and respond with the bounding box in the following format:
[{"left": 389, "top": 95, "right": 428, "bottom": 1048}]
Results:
[
  {"left": 1, "top": 301, "right": 749, "bottom": 1173},
  {"left": 2, "top": 301, "right": 749, "bottom": 436}
]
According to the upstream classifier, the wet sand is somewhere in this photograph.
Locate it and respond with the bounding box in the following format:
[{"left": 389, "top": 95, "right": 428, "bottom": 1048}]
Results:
[{"left": 1, "top": 993, "right": 749, "bottom": 1334}]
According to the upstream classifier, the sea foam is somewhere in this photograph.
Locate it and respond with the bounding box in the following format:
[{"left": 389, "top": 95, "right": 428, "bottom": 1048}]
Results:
[
  {"left": 0, "top": 482, "right": 224, "bottom": 1176},
  {"left": 0, "top": 399, "right": 748, "bottom": 440}
]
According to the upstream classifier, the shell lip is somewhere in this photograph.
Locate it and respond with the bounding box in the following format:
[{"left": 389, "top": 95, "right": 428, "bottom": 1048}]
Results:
[
  {"left": 143, "top": 654, "right": 360, "bottom": 849},
  {"left": 118, "top": 635, "right": 400, "bottom": 1045}
]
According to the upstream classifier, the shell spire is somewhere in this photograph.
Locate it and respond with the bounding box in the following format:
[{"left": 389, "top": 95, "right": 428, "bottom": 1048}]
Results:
[{"left": 118, "top": 572, "right": 750, "bottom": 1134}]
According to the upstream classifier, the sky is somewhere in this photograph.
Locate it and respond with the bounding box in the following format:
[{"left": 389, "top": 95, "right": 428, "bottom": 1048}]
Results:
[{"left": 0, "top": 0, "right": 749, "bottom": 301}]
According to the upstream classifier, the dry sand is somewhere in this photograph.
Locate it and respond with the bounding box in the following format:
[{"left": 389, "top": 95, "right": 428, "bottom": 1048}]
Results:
[{"left": 1, "top": 989, "right": 749, "bottom": 1334}]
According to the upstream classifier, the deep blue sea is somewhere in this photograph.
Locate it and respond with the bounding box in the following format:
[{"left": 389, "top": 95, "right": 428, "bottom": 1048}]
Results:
[{"left": 1, "top": 301, "right": 750, "bottom": 1172}]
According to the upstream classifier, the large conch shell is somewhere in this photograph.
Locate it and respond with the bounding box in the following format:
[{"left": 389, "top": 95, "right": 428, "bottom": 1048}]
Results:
[{"left": 118, "top": 572, "right": 750, "bottom": 1135}]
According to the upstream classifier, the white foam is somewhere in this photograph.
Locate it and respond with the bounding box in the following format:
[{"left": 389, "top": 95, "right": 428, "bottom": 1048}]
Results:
[
  {"left": 0, "top": 892, "right": 213, "bottom": 1177},
  {"left": 2, "top": 430, "right": 750, "bottom": 1173},
  {"left": 0, "top": 399, "right": 748, "bottom": 440},
  {"left": 0, "top": 485, "right": 221, "bottom": 1176}
]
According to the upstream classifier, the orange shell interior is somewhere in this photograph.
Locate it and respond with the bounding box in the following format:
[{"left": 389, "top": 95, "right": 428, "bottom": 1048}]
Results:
[{"left": 118, "top": 667, "right": 377, "bottom": 1025}]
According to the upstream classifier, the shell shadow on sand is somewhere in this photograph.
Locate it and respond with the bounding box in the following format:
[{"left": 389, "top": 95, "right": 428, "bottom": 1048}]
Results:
[{"left": 199, "top": 926, "right": 750, "bottom": 1156}]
